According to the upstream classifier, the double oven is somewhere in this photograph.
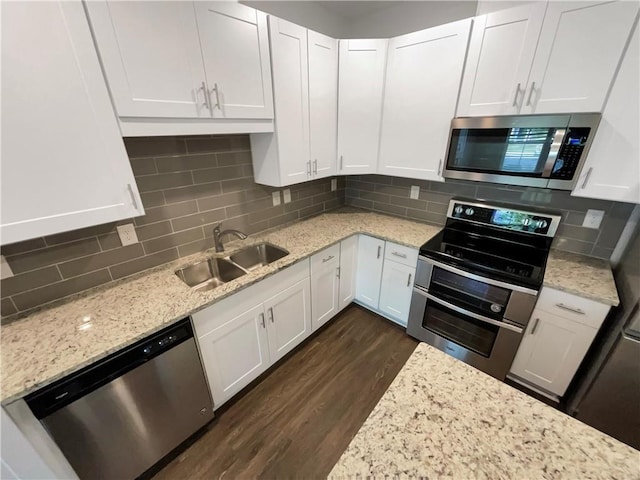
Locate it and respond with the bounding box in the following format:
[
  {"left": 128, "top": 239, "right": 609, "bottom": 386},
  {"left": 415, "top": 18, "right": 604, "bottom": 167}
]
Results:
[{"left": 407, "top": 200, "right": 560, "bottom": 380}]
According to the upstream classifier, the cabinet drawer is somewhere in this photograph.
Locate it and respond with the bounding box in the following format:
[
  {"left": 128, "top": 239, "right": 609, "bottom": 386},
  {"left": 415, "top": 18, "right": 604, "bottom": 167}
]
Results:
[
  {"left": 535, "top": 287, "right": 610, "bottom": 330},
  {"left": 384, "top": 242, "right": 418, "bottom": 268},
  {"left": 311, "top": 243, "right": 340, "bottom": 273}
]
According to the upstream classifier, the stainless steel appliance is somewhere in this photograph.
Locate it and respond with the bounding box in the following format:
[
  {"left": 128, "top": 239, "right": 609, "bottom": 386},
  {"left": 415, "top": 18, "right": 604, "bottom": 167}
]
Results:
[
  {"left": 26, "top": 319, "right": 214, "bottom": 480},
  {"left": 443, "top": 113, "right": 601, "bottom": 190},
  {"left": 567, "top": 218, "right": 640, "bottom": 450},
  {"left": 407, "top": 199, "right": 561, "bottom": 380}
]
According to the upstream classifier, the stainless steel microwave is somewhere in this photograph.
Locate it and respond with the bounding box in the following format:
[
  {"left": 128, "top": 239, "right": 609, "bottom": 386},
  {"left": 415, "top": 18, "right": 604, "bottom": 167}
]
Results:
[{"left": 443, "top": 113, "right": 601, "bottom": 190}]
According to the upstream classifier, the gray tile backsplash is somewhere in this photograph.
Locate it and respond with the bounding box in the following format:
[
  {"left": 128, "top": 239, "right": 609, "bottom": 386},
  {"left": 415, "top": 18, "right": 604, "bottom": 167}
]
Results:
[
  {"left": 345, "top": 175, "right": 634, "bottom": 260},
  {"left": 1, "top": 134, "right": 346, "bottom": 318}
]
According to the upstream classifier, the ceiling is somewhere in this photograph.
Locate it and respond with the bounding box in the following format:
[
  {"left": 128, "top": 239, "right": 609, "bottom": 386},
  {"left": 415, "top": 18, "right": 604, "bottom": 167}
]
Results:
[{"left": 313, "top": 1, "right": 402, "bottom": 20}]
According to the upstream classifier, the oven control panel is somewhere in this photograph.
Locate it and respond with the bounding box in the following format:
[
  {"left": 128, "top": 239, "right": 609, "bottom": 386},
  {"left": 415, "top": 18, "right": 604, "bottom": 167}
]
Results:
[{"left": 450, "top": 202, "right": 557, "bottom": 236}]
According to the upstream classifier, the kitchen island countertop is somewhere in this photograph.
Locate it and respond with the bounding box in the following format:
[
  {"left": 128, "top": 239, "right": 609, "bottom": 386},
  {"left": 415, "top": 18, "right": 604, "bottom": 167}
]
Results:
[
  {"left": 330, "top": 343, "right": 639, "bottom": 479},
  {"left": 0, "top": 208, "right": 619, "bottom": 404}
]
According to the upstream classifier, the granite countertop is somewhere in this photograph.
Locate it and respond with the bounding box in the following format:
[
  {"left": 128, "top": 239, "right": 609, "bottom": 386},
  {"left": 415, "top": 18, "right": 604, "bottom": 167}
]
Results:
[
  {"left": 330, "top": 343, "right": 639, "bottom": 479},
  {"left": 0, "top": 209, "right": 619, "bottom": 404}
]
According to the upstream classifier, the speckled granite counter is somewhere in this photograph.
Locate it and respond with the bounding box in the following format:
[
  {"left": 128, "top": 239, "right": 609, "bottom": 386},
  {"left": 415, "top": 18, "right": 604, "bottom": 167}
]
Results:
[
  {"left": 0, "top": 209, "right": 619, "bottom": 404},
  {"left": 330, "top": 343, "right": 639, "bottom": 479}
]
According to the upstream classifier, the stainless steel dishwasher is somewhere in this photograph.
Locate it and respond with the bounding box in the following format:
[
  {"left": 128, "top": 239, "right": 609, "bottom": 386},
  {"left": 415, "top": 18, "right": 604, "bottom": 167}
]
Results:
[{"left": 26, "top": 318, "right": 214, "bottom": 480}]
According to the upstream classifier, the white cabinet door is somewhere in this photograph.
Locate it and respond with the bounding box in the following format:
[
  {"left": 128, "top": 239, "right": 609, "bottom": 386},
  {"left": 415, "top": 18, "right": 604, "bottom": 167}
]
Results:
[
  {"left": 268, "top": 16, "right": 310, "bottom": 185},
  {"left": 311, "top": 249, "right": 340, "bottom": 331},
  {"left": 510, "top": 310, "right": 597, "bottom": 396},
  {"left": 378, "top": 19, "right": 472, "bottom": 181},
  {"left": 309, "top": 30, "right": 338, "bottom": 179},
  {"left": 457, "top": 3, "right": 546, "bottom": 116},
  {"left": 85, "top": 1, "right": 207, "bottom": 118},
  {"left": 523, "top": 1, "right": 640, "bottom": 114},
  {"left": 355, "top": 235, "right": 385, "bottom": 310},
  {"left": 264, "top": 278, "right": 312, "bottom": 363},
  {"left": 337, "top": 39, "right": 387, "bottom": 175},
  {"left": 1, "top": 1, "right": 143, "bottom": 245},
  {"left": 198, "top": 303, "right": 270, "bottom": 407},
  {"left": 378, "top": 260, "right": 415, "bottom": 327},
  {"left": 195, "top": 2, "right": 273, "bottom": 119},
  {"left": 338, "top": 236, "right": 358, "bottom": 311},
  {"left": 573, "top": 22, "right": 640, "bottom": 203}
]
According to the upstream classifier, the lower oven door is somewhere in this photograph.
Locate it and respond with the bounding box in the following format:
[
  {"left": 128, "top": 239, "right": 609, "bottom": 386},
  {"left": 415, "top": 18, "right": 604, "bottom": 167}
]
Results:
[{"left": 407, "top": 287, "right": 524, "bottom": 380}]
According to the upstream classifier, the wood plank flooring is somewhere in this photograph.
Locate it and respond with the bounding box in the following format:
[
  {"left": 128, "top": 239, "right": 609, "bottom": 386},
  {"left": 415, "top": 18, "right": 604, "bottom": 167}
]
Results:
[{"left": 152, "top": 304, "right": 418, "bottom": 479}]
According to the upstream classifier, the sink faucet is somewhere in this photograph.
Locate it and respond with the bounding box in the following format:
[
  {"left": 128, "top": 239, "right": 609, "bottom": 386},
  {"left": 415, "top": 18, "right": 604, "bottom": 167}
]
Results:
[{"left": 213, "top": 223, "right": 247, "bottom": 253}]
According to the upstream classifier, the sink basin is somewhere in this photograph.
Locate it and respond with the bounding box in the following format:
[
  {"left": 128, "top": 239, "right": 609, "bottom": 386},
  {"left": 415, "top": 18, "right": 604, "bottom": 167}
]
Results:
[
  {"left": 175, "top": 257, "right": 246, "bottom": 292},
  {"left": 229, "top": 243, "right": 289, "bottom": 271}
]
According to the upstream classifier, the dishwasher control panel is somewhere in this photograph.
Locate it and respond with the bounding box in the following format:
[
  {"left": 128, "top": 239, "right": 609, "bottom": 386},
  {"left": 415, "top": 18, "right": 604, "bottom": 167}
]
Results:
[{"left": 143, "top": 334, "right": 180, "bottom": 355}]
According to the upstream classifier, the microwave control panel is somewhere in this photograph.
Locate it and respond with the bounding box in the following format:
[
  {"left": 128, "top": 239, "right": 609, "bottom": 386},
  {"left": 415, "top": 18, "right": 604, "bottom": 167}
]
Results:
[{"left": 551, "top": 128, "right": 591, "bottom": 179}]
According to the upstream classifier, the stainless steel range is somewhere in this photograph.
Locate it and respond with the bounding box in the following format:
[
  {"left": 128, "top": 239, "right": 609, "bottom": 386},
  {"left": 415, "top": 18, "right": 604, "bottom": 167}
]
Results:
[{"left": 407, "top": 199, "right": 561, "bottom": 380}]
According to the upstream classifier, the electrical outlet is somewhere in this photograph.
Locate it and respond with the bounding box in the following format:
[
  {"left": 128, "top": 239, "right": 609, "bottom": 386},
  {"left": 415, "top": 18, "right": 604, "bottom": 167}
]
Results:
[
  {"left": 117, "top": 223, "right": 139, "bottom": 246},
  {"left": 283, "top": 189, "right": 291, "bottom": 204},
  {"left": 272, "top": 191, "right": 281, "bottom": 206},
  {"left": 410, "top": 185, "right": 420, "bottom": 200},
  {"left": 583, "top": 209, "right": 605, "bottom": 229},
  {"left": 0, "top": 255, "right": 13, "bottom": 279},
  {"left": 331, "top": 179, "right": 337, "bottom": 191}
]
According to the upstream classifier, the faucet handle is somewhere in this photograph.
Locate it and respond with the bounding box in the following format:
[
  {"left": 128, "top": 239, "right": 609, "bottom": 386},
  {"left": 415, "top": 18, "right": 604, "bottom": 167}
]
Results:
[{"left": 213, "top": 222, "right": 222, "bottom": 232}]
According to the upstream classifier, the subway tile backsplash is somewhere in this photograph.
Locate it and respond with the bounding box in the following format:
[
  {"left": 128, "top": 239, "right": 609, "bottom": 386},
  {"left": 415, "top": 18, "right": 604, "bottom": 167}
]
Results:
[
  {"left": 345, "top": 175, "right": 634, "bottom": 260},
  {"left": 1, "top": 135, "right": 346, "bottom": 318},
  {"left": 1, "top": 138, "right": 634, "bottom": 319}
]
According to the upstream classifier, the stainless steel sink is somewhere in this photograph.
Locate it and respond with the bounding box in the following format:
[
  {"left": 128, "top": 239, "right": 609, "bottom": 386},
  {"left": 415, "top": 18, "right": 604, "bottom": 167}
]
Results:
[
  {"left": 228, "top": 243, "right": 289, "bottom": 271},
  {"left": 175, "top": 257, "right": 246, "bottom": 292}
]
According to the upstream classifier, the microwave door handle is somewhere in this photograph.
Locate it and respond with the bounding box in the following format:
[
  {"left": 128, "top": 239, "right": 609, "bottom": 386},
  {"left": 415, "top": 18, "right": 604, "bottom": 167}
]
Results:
[
  {"left": 541, "top": 128, "right": 566, "bottom": 178},
  {"left": 413, "top": 287, "right": 523, "bottom": 334}
]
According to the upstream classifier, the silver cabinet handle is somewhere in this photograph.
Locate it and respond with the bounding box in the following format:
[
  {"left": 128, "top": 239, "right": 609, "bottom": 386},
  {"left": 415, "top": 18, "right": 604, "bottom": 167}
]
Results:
[
  {"left": 336, "top": 266, "right": 340, "bottom": 278},
  {"left": 581, "top": 167, "right": 593, "bottom": 189},
  {"left": 322, "top": 255, "right": 335, "bottom": 263},
  {"left": 307, "top": 161, "right": 311, "bottom": 177},
  {"left": 268, "top": 307, "right": 274, "bottom": 323},
  {"left": 407, "top": 273, "right": 412, "bottom": 287},
  {"left": 556, "top": 303, "right": 585, "bottom": 315},
  {"left": 438, "top": 159, "right": 443, "bottom": 176},
  {"left": 377, "top": 245, "right": 381, "bottom": 259},
  {"left": 526, "top": 81, "right": 536, "bottom": 107},
  {"left": 127, "top": 184, "right": 139, "bottom": 210},
  {"left": 530, "top": 317, "right": 540, "bottom": 335},
  {"left": 392, "top": 251, "right": 407, "bottom": 259},
  {"left": 340, "top": 155, "right": 344, "bottom": 171},
  {"left": 259, "top": 312, "right": 265, "bottom": 328},
  {"left": 200, "top": 81, "right": 210, "bottom": 110},
  {"left": 313, "top": 159, "right": 318, "bottom": 175},
  {"left": 210, "top": 82, "right": 221, "bottom": 110},
  {"left": 512, "top": 83, "right": 522, "bottom": 107}
]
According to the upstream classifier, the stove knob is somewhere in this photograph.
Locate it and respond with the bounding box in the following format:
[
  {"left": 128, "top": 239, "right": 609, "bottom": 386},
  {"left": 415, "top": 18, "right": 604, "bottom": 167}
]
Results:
[
  {"left": 454, "top": 206, "right": 464, "bottom": 215},
  {"left": 465, "top": 208, "right": 474, "bottom": 216},
  {"left": 522, "top": 218, "right": 531, "bottom": 226},
  {"left": 536, "top": 220, "right": 548, "bottom": 229}
]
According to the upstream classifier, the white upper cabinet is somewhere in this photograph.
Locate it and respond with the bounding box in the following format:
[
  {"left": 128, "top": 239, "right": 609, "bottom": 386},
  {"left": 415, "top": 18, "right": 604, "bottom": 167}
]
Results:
[
  {"left": 457, "top": 3, "right": 546, "bottom": 116},
  {"left": 573, "top": 22, "right": 639, "bottom": 203},
  {"left": 524, "top": 1, "right": 640, "bottom": 114},
  {"left": 378, "top": 19, "right": 472, "bottom": 181},
  {"left": 337, "top": 39, "right": 388, "bottom": 175},
  {"left": 85, "top": 1, "right": 274, "bottom": 135},
  {"left": 251, "top": 18, "right": 338, "bottom": 187},
  {"left": 309, "top": 30, "right": 338, "bottom": 179},
  {"left": 1, "top": 1, "right": 143, "bottom": 245},
  {"left": 85, "top": 1, "right": 207, "bottom": 118},
  {"left": 195, "top": 2, "right": 273, "bottom": 119},
  {"left": 459, "top": 1, "right": 639, "bottom": 116}
]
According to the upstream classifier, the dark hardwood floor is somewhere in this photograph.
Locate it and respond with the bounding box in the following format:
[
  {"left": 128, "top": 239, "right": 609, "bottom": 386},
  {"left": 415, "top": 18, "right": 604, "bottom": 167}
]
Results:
[{"left": 152, "top": 304, "right": 418, "bottom": 480}]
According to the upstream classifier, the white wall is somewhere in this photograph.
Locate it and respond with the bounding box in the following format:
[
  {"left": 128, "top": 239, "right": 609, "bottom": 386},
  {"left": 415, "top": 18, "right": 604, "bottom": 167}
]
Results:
[
  {"left": 240, "top": 1, "right": 350, "bottom": 37},
  {"left": 345, "top": 1, "right": 477, "bottom": 38}
]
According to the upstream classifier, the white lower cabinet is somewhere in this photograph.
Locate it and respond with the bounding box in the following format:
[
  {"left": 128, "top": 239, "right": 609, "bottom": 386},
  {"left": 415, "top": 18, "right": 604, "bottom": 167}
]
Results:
[
  {"left": 311, "top": 244, "right": 341, "bottom": 332},
  {"left": 338, "top": 236, "right": 358, "bottom": 311},
  {"left": 378, "top": 260, "right": 415, "bottom": 327},
  {"left": 510, "top": 287, "right": 610, "bottom": 397},
  {"left": 193, "top": 260, "right": 310, "bottom": 408},
  {"left": 355, "top": 235, "right": 386, "bottom": 309}
]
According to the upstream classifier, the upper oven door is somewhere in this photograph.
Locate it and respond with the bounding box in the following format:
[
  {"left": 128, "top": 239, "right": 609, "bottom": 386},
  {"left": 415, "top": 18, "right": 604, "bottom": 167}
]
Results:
[{"left": 443, "top": 115, "right": 570, "bottom": 188}]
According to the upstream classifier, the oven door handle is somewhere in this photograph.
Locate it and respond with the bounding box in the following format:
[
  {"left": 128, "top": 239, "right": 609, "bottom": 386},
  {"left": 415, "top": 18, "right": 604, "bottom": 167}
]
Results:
[
  {"left": 418, "top": 256, "right": 538, "bottom": 296},
  {"left": 413, "top": 287, "right": 524, "bottom": 334}
]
